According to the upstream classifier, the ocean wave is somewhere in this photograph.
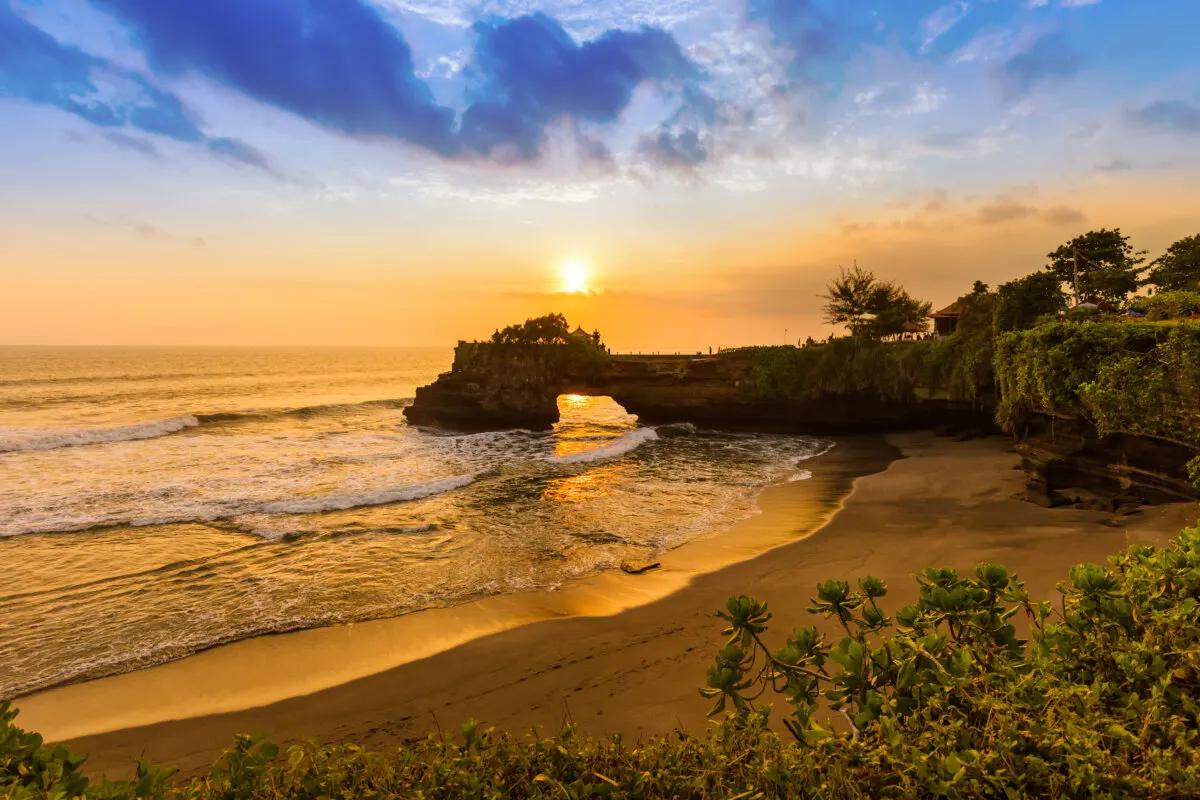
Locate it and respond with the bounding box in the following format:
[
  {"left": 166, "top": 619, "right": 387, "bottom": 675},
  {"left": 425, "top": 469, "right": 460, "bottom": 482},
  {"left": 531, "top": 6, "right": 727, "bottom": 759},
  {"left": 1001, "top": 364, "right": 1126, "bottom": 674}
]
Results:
[
  {"left": 255, "top": 473, "right": 479, "bottom": 516},
  {"left": 0, "top": 415, "right": 200, "bottom": 454},
  {"left": 1, "top": 473, "right": 477, "bottom": 538},
  {"left": 656, "top": 421, "right": 697, "bottom": 437},
  {"left": 548, "top": 427, "right": 659, "bottom": 464},
  {"left": 0, "top": 398, "right": 414, "bottom": 455},
  {"left": 195, "top": 397, "right": 411, "bottom": 424}
]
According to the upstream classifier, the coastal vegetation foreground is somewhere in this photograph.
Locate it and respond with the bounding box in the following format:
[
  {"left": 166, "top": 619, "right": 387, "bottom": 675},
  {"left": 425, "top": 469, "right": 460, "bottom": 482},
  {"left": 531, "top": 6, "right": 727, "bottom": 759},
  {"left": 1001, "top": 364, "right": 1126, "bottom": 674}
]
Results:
[{"left": 6, "top": 522, "right": 1200, "bottom": 798}]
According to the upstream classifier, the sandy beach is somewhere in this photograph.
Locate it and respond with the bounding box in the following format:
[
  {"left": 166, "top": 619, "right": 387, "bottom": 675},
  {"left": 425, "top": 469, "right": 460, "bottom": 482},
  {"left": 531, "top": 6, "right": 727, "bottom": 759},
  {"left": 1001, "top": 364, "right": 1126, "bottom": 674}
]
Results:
[{"left": 19, "top": 431, "right": 1197, "bottom": 779}]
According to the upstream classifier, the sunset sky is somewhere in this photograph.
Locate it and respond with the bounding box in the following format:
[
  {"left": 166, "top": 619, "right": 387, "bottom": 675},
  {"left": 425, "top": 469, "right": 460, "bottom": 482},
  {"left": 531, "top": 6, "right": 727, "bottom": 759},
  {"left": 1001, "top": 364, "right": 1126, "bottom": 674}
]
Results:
[{"left": 3, "top": 0, "right": 1199, "bottom": 349}]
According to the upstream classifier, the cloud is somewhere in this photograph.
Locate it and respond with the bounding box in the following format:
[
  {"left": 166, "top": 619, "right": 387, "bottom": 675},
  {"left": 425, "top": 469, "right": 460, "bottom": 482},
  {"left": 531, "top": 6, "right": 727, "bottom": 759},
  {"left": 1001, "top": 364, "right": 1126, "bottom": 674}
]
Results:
[
  {"left": 207, "top": 137, "right": 276, "bottom": 171},
  {"left": 977, "top": 197, "right": 1036, "bottom": 224},
  {"left": 90, "top": 0, "right": 459, "bottom": 155},
  {"left": 953, "top": 28, "right": 1014, "bottom": 64},
  {"left": 88, "top": 1, "right": 711, "bottom": 166},
  {"left": 977, "top": 194, "right": 1084, "bottom": 225},
  {"left": 103, "top": 132, "right": 159, "bottom": 157},
  {"left": 1042, "top": 204, "right": 1085, "bottom": 225},
  {"left": 1094, "top": 158, "right": 1132, "bottom": 172},
  {"left": 1128, "top": 100, "right": 1200, "bottom": 134},
  {"left": 0, "top": 4, "right": 272, "bottom": 172},
  {"left": 998, "top": 33, "right": 1079, "bottom": 98},
  {"left": 639, "top": 127, "right": 706, "bottom": 169},
  {"left": 854, "top": 82, "right": 945, "bottom": 116},
  {"left": 920, "top": 2, "right": 969, "bottom": 53},
  {"left": 377, "top": 0, "right": 712, "bottom": 39},
  {"left": 459, "top": 13, "right": 709, "bottom": 161},
  {"left": 85, "top": 215, "right": 206, "bottom": 246},
  {"left": 743, "top": 0, "right": 839, "bottom": 82}
]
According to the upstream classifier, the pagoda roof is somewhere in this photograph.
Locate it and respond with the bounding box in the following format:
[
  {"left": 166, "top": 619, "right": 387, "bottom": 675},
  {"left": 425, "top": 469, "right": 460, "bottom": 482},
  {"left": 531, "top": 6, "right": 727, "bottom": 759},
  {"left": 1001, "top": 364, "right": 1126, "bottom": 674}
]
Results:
[{"left": 931, "top": 301, "right": 962, "bottom": 318}]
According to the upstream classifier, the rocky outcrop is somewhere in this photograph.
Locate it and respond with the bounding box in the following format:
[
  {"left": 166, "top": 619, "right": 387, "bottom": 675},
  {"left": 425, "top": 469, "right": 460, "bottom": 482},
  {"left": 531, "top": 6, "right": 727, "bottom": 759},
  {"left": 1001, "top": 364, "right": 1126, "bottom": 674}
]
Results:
[
  {"left": 405, "top": 343, "right": 1197, "bottom": 507},
  {"left": 1012, "top": 413, "right": 1199, "bottom": 507},
  {"left": 403, "top": 343, "right": 991, "bottom": 433}
]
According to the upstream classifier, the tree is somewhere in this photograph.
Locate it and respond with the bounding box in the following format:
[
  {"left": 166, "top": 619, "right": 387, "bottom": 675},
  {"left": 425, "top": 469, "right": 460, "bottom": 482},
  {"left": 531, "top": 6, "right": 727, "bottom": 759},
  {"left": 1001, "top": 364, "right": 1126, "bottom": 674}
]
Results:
[
  {"left": 490, "top": 313, "right": 573, "bottom": 345},
  {"left": 821, "top": 265, "right": 931, "bottom": 340},
  {"left": 994, "top": 271, "right": 1068, "bottom": 332},
  {"left": 821, "top": 264, "right": 876, "bottom": 330},
  {"left": 1146, "top": 233, "right": 1200, "bottom": 292},
  {"left": 1046, "top": 228, "right": 1146, "bottom": 305},
  {"left": 971, "top": 280, "right": 989, "bottom": 295}
]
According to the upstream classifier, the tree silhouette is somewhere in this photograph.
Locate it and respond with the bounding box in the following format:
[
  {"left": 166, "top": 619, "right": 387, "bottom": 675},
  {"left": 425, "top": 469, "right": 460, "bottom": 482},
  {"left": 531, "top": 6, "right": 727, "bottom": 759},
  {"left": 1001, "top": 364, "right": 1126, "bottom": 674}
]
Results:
[
  {"left": 821, "top": 265, "right": 931, "bottom": 339},
  {"left": 1046, "top": 229, "right": 1145, "bottom": 305},
  {"left": 1146, "top": 233, "right": 1200, "bottom": 292}
]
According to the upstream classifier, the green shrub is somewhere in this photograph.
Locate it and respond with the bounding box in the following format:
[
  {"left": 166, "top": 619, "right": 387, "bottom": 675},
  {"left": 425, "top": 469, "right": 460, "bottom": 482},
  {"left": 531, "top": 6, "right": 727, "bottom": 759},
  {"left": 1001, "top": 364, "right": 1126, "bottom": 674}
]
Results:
[
  {"left": 1129, "top": 290, "right": 1200, "bottom": 321},
  {"left": 702, "top": 527, "right": 1200, "bottom": 797}
]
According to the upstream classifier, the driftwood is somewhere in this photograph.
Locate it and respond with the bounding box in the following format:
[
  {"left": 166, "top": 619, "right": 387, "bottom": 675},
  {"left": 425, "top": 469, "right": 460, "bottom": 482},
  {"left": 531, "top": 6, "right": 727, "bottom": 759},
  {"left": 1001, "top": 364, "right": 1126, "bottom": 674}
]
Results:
[{"left": 620, "top": 560, "right": 661, "bottom": 575}]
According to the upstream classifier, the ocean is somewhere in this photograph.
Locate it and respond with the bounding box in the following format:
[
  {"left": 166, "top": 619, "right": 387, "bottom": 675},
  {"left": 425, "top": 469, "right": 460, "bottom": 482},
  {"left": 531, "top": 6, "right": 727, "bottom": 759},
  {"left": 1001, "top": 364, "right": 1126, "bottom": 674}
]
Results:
[{"left": 0, "top": 347, "right": 828, "bottom": 699}]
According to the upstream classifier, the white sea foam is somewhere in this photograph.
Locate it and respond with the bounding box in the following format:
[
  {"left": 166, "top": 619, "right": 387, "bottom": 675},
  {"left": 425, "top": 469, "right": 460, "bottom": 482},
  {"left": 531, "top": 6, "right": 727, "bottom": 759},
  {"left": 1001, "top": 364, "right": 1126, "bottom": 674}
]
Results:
[
  {"left": 257, "top": 472, "right": 478, "bottom": 515},
  {"left": 548, "top": 427, "right": 659, "bottom": 464},
  {"left": 0, "top": 415, "right": 200, "bottom": 454}
]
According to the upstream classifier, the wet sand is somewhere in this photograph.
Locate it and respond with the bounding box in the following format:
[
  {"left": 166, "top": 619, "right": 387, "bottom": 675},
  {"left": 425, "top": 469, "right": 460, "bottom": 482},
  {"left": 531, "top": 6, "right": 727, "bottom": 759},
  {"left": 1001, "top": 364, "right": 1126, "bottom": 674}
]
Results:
[{"left": 19, "top": 432, "right": 1198, "bottom": 779}]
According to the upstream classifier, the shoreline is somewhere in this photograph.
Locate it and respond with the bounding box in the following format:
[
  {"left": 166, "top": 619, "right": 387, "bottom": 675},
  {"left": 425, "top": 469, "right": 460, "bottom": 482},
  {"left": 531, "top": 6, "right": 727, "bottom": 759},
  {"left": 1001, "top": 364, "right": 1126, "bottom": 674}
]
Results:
[
  {"left": 17, "top": 431, "right": 1198, "bottom": 780},
  {"left": 14, "top": 435, "right": 895, "bottom": 767}
]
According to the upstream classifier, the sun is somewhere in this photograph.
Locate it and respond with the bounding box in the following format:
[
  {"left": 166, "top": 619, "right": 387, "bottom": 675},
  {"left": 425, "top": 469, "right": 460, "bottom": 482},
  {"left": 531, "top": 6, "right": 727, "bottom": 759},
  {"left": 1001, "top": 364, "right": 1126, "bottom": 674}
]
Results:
[{"left": 559, "top": 259, "right": 590, "bottom": 294}]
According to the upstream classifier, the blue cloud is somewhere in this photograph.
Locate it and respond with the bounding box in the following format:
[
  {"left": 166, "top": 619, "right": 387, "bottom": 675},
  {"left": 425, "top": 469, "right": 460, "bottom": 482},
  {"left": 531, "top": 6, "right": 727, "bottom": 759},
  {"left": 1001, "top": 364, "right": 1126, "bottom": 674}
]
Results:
[
  {"left": 0, "top": 4, "right": 203, "bottom": 137},
  {"left": 0, "top": 4, "right": 271, "bottom": 170},
  {"left": 640, "top": 128, "right": 707, "bottom": 169},
  {"left": 460, "top": 13, "right": 707, "bottom": 160},
  {"left": 745, "top": 0, "right": 840, "bottom": 84},
  {"left": 999, "top": 33, "right": 1080, "bottom": 98},
  {"left": 1129, "top": 100, "right": 1200, "bottom": 133},
  {"left": 86, "top": 1, "right": 711, "bottom": 165},
  {"left": 207, "top": 137, "right": 275, "bottom": 172},
  {"left": 89, "top": 0, "right": 459, "bottom": 155},
  {"left": 103, "top": 132, "right": 159, "bottom": 157}
]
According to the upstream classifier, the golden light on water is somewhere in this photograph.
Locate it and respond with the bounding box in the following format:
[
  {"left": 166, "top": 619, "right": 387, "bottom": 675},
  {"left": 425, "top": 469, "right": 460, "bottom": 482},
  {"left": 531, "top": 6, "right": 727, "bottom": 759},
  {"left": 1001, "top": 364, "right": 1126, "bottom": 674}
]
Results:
[
  {"left": 542, "top": 463, "right": 629, "bottom": 503},
  {"left": 559, "top": 259, "right": 591, "bottom": 294}
]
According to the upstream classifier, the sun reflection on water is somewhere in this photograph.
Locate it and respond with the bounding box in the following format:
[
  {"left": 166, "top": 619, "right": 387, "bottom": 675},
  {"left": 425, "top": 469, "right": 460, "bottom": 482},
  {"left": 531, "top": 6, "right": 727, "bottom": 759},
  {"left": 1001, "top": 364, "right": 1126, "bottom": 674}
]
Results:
[
  {"left": 542, "top": 463, "right": 631, "bottom": 503},
  {"left": 550, "top": 394, "right": 638, "bottom": 460}
]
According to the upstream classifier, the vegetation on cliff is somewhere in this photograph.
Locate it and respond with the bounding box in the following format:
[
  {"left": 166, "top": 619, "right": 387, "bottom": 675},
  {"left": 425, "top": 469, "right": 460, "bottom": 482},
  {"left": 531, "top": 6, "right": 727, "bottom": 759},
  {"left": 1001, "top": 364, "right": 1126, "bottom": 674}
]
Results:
[
  {"left": 748, "top": 229, "right": 1200, "bottom": 420},
  {"left": 747, "top": 283, "right": 997, "bottom": 406},
  {"left": 993, "top": 322, "right": 1200, "bottom": 450},
  {"left": 7, "top": 526, "right": 1200, "bottom": 798},
  {"left": 464, "top": 313, "right": 609, "bottom": 375}
]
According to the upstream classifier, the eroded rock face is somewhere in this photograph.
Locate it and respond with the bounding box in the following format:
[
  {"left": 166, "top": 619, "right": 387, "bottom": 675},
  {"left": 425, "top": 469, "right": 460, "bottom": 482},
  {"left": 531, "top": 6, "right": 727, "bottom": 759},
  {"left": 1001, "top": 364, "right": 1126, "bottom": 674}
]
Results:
[
  {"left": 404, "top": 345, "right": 568, "bottom": 430},
  {"left": 403, "top": 344, "right": 991, "bottom": 433},
  {"left": 1013, "top": 413, "right": 1198, "bottom": 506},
  {"left": 404, "top": 344, "right": 1197, "bottom": 506}
]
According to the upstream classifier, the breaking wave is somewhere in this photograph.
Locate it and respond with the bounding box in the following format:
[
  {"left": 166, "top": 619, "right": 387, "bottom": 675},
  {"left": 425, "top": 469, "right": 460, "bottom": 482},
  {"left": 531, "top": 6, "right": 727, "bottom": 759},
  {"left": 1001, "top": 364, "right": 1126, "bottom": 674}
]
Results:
[
  {"left": 548, "top": 427, "right": 659, "bottom": 464},
  {"left": 257, "top": 473, "right": 479, "bottom": 515},
  {"left": 0, "top": 472, "right": 478, "bottom": 538},
  {"left": 0, "top": 398, "right": 413, "bottom": 454},
  {"left": 0, "top": 416, "right": 200, "bottom": 454},
  {"left": 195, "top": 397, "right": 411, "bottom": 424}
]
